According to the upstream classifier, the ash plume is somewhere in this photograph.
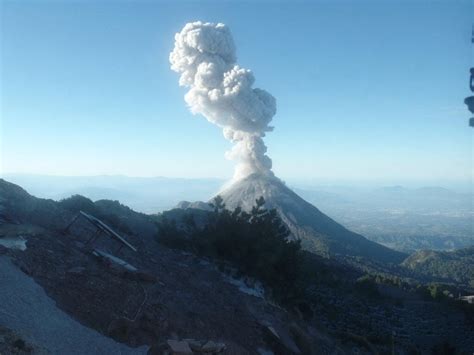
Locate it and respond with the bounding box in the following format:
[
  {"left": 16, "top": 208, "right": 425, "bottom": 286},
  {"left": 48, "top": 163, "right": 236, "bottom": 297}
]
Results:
[{"left": 170, "top": 21, "right": 277, "bottom": 181}]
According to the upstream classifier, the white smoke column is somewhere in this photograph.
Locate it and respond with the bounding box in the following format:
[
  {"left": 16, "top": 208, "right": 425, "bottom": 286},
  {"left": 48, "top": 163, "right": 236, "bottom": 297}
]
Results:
[{"left": 170, "top": 21, "right": 276, "bottom": 181}]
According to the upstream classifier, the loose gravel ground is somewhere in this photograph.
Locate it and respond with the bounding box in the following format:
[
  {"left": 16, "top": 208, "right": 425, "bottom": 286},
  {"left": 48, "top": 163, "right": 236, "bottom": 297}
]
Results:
[{"left": 0, "top": 255, "right": 148, "bottom": 355}]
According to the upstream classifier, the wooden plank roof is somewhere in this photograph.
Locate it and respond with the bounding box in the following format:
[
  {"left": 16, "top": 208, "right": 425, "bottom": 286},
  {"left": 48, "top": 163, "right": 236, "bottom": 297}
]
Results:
[{"left": 79, "top": 211, "right": 137, "bottom": 252}]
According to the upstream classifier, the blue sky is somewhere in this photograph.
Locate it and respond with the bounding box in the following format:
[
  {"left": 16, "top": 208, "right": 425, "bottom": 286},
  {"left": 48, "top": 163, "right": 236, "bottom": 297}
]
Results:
[{"left": 1, "top": 0, "right": 472, "bottom": 185}]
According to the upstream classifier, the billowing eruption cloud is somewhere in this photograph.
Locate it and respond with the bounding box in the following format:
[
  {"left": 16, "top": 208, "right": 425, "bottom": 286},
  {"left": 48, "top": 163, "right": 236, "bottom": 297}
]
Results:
[{"left": 170, "top": 21, "right": 277, "bottom": 181}]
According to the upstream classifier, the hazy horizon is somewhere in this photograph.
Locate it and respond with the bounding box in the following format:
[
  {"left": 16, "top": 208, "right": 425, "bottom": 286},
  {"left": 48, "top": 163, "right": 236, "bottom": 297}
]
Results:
[
  {"left": 2, "top": 167, "right": 472, "bottom": 188},
  {"left": 2, "top": 171, "right": 473, "bottom": 193}
]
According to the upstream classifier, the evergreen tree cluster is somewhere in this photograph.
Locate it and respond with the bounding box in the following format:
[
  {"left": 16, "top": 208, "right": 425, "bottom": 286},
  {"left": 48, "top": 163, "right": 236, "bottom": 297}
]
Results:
[{"left": 157, "top": 196, "right": 304, "bottom": 303}]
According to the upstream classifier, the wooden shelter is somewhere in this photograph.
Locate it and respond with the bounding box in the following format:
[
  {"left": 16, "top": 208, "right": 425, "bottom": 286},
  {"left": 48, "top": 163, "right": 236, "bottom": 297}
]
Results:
[{"left": 64, "top": 211, "right": 137, "bottom": 253}]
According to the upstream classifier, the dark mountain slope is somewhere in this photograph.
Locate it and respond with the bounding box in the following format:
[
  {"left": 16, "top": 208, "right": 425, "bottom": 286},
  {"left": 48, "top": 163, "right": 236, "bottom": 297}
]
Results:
[
  {"left": 0, "top": 178, "right": 345, "bottom": 354},
  {"left": 2, "top": 178, "right": 474, "bottom": 353},
  {"left": 0, "top": 179, "right": 159, "bottom": 250}
]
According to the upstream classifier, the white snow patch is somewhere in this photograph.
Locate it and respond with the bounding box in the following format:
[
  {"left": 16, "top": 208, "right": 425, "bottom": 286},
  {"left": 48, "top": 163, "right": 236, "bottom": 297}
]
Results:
[
  {"left": 223, "top": 274, "right": 265, "bottom": 299},
  {"left": 0, "top": 236, "right": 27, "bottom": 251},
  {"left": 92, "top": 250, "right": 137, "bottom": 271}
]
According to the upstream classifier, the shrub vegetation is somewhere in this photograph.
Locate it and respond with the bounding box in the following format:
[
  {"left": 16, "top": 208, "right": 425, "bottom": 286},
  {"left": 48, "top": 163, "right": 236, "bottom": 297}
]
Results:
[{"left": 157, "top": 196, "right": 305, "bottom": 303}]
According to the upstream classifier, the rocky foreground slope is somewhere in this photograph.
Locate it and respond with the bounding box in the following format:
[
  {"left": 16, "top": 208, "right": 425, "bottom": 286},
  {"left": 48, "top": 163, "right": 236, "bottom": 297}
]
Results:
[
  {"left": 0, "top": 179, "right": 345, "bottom": 354},
  {"left": 1, "top": 178, "right": 474, "bottom": 354},
  {"left": 0, "top": 255, "right": 147, "bottom": 354}
]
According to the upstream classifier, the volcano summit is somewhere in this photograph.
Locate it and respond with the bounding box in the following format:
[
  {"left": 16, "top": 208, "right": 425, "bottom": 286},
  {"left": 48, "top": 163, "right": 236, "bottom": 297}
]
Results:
[{"left": 218, "top": 174, "right": 406, "bottom": 264}]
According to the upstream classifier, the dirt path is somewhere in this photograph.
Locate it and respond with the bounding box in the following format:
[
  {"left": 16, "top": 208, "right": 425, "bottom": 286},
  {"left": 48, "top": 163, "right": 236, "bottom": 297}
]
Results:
[{"left": 0, "top": 255, "right": 148, "bottom": 355}]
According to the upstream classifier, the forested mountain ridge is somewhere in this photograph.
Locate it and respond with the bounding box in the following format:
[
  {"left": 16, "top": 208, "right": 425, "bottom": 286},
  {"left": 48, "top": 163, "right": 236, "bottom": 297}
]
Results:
[{"left": 402, "top": 246, "right": 474, "bottom": 289}]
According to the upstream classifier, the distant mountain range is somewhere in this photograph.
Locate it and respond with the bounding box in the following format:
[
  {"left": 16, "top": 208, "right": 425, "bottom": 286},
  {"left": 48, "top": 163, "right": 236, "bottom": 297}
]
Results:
[
  {"left": 2, "top": 174, "right": 224, "bottom": 213},
  {"left": 3, "top": 173, "right": 472, "bottom": 252}
]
